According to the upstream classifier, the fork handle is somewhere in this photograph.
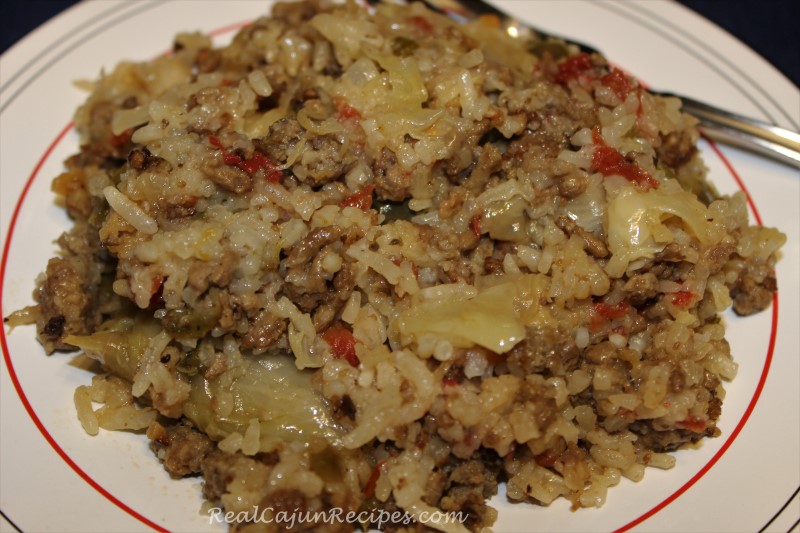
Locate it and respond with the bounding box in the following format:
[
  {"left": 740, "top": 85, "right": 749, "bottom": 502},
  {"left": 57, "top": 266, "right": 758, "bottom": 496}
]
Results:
[{"left": 668, "top": 94, "right": 800, "bottom": 168}]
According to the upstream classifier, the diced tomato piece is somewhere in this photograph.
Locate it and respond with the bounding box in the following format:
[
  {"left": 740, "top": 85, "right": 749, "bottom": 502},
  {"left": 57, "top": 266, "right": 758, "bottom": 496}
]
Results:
[
  {"left": 148, "top": 277, "right": 164, "bottom": 309},
  {"left": 208, "top": 135, "right": 282, "bottom": 182},
  {"left": 339, "top": 185, "right": 375, "bottom": 211},
  {"left": 111, "top": 128, "right": 133, "bottom": 148},
  {"left": 208, "top": 135, "right": 223, "bottom": 149},
  {"left": 677, "top": 416, "right": 707, "bottom": 432},
  {"left": 594, "top": 300, "right": 630, "bottom": 320},
  {"left": 591, "top": 128, "right": 659, "bottom": 189},
  {"left": 590, "top": 300, "right": 629, "bottom": 330},
  {"left": 237, "top": 152, "right": 275, "bottom": 174},
  {"left": 363, "top": 460, "right": 387, "bottom": 499},
  {"left": 322, "top": 323, "right": 360, "bottom": 367},
  {"left": 442, "top": 377, "right": 459, "bottom": 387},
  {"left": 470, "top": 214, "right": 482, "bottom": 239},
  {"left": 534, "top": 449, "right": 559, "bottom": 468},
  {"left": 336, "top": 103, "right": 361, "bottom": 123},
  {"left": 600, "top": 68, "right": 631, "bottom": 100},
  {"left": 555, "top": 53, "right": 594, "bottom": 84},
  {"left": 222, "top": 151, "right": 243, "bottom": 166},
  {"left": 671, "top": 290, "right": 694, "bottom": 307},
  {"left": 409, "top": 15, "right": 434, "bottom": 33}
]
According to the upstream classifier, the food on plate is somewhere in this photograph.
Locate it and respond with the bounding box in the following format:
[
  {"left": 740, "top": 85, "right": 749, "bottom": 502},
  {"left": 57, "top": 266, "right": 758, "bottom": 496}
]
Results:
[{"left": 6, "top": 0, "right": 785, "bottom": 531}]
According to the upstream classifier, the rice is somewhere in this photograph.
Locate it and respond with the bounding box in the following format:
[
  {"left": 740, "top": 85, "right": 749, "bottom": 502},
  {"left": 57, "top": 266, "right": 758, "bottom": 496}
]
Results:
[{"left": 6, "top": 0, "right": 786, "bottom": 531}]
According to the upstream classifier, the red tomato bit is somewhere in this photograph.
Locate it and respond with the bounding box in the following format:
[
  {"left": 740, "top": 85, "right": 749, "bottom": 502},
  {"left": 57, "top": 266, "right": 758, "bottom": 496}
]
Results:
[
  {"left": 555, "top": 53, "right": 594, "bottom": 84},
  {"left": 591, "top": 128, "right": 659, "bottom": 189},
  {"left": 208, "top": 135, "right": 282, "bottom": 182},
  {"left": 148, "top": 277, "right": 165, "bottom": 309},
  {"left": 339, "top": 184, "right": 375, "bottom": 211},
  {"left": 363, "top": 460, "right": 387, "bottom": 499},
  {"left": 534, "top": 449, "right": 559, "bottom": 468},
  {"left": 591, "top": 299, "right": 629, "bottom": 330},
  {"left": 208, "top": 135, "right": 224, "bottom": 149},
  {"left": 470, "top": 214, "right": 482, "bottom": 239},
  {"left": 600, "top": 68, "right": 631, "bottom": 100},
  {"left": 676, "top": 416, "right": 707, "bottom": 432},
  {"left": 409, "top": 15, "right": 435, "bottom": 33},
  {"left": 594, "top": 300, "right": 630, "bottom": 320},
  {"left": 671, "top": 290, "right": 695, "bottom": 307},
  {"left": 334, "top": 97, "right": 362, "bottom": 123},
  {"left": 321, "top": 323, "right": 360, "bottom": 367},
  {"left": 111, "top": 128, "right": 133, "bottom": 149}
]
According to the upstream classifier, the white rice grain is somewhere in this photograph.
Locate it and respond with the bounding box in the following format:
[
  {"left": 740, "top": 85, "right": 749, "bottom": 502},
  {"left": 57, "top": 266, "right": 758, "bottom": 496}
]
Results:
[{"left": 103, "top": 186, "right": 158, "bottom": 234}]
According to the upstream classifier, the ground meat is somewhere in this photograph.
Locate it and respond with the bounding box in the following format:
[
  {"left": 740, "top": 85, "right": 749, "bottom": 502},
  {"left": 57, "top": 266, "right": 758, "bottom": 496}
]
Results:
[
  {"left": 256, "top": 118, "right": 304, "bottom": 165},
  {"left": 261, "top": 488, "right": 309, "bottom": 521},
  {"left": 506, "top": 326, "right": 580, "bottom": 376},
  {"left": 239, "top": 310, "right": 287, "bottom": 351},
  {"left": 202, "top": 450, "right": 265, "bottom": 502},
  {"left": 373, "top": 147, "right": 412, "bottom": 201},
  {"left": 657, "top": 130, "right": 697, "bottom": 168},
  {"left": 462, "top": 139, "right": 502, "bottom": 194},
  {"left": 283, "top": 226, "right": 353, "bottom": 316},
  {"left": 202, "top": 159, "right": 252, "bottom": 194},
  {"left": 630, "top": 422, "right": 717, "bottom": 453},
  {"left": 202, "top": 447, "right": 357, "bottom": 533},
  {"left": 329, "top": 394, "right": 357, "bottom": 422},
  {"left": 483, "top": 256, "right": 504, "bottom": 275},
  {"left": 128, "top": 148, "right": 166, "bottom": 171},
  {"left": 505, "top": 109, "right": 579, "bottom": 161},
  {"left": 149, "top": 421, "right": 215, "bottom": 478},
  {"left": 194, "top": 48, "right": 222, "bottom": 74},
  {"left": 668, "top": 366, "right": 686, "bottom": 393},
  {"left": 707, "top": 394, "right": 722, "bottom": 421},
  {"left": 555, "top": 215, "right": 608, "bottom": 258},
  {"left": 285, "top": 225, "right": 344, "bottom": 268},
  {"left": 654, "top": 242, "right": 684, "bottom": 262},
  {"left": 298, "top": 133, "right": 348, "bottom": 186},
  {"left": 623, "top": 272, "right": 659, "bottom": 306},
  {"left": 35, "top": 223, "right": 105, "bottom": 352},
  {"left": 731, "top": 271, "right": 777, "bottom": 316},
  {"left": 162, "top": 197, "right": 198, "bottom": 221},
  {"left": 187, "top": 250, "right": 239, "bottom": 293},
  {"left": 438, "top": 454, "right": 501, "bottom": 531},
  {"left": 557, "top": 170, "right": 589, "bottom": 198}
]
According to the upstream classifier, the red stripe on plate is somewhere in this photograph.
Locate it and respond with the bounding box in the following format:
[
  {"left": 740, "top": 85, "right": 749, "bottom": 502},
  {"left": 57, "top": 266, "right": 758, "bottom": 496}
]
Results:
[{"left": 0, "top": 123, "right": 170, "bottom": 533}]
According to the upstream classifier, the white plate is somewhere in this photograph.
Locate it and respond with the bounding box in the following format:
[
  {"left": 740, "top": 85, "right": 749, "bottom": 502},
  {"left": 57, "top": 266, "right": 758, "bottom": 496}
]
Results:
[{"left": 1, "top": 1, "right": 798, "bottom": 532}]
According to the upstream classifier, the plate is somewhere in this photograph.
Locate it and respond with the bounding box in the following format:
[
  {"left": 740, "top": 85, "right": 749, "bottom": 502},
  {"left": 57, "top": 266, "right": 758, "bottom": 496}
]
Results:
[{"left": 1, "top": 1, "right": 798, "bottom": 532}]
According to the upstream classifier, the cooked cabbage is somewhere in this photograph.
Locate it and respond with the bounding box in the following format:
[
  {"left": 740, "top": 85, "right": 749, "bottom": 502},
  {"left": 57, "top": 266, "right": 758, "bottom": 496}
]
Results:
[
  {"left": 605, "top": 179, "right": 712, "bottom": 276},
  {"left": 399, "top": 281, "right": 525, "bottom": 354},
  {"left": 184, "top": 354, "right": 341, "bottom": 448}
]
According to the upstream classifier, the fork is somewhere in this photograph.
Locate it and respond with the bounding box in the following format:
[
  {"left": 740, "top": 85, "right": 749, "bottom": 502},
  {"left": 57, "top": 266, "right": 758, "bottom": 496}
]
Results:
[{"left": 372, "top": 0, "right": 800, "bottom": 168}]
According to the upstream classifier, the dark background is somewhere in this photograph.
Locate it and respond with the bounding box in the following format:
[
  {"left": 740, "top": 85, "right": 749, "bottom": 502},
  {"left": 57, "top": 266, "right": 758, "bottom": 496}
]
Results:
[{"left": 2, "top": 0, "right": 798, "bottom": 88}]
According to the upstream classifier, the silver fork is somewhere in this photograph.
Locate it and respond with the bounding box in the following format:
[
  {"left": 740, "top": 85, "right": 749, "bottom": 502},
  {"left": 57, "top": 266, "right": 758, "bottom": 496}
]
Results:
[{"left": 375, "top": 0, "right": 800, "bottom": 168}]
